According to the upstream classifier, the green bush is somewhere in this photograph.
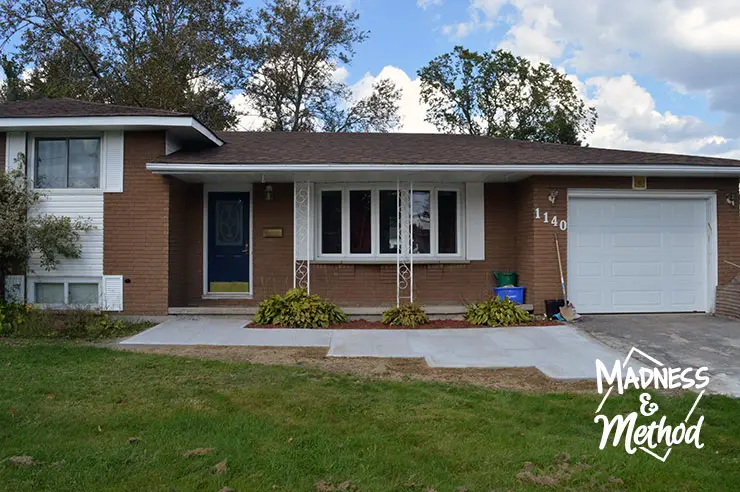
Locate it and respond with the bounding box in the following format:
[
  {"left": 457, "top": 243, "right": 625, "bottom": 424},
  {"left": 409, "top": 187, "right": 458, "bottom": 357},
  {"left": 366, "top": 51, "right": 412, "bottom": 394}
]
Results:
[
  {"left": 381, "top": 303, "right": 429, "bottom": 328},
  {"left": 253, "top": 288, "right": 347, "bottom": 328},
  {"left": 0, "top": 300, "right": 152, "bottom": 339},
  {"left": 464, "top": 297, "right": 532, "bottom": 327}
]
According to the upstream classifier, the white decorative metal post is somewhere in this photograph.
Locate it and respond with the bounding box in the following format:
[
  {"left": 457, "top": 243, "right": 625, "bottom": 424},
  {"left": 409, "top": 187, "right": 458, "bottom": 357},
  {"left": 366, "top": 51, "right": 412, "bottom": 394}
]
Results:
[
  {"left": 293, "top": 181, "right": 311, "bottom": 293},
  {"left": 396, "top": 180, "right": 414, "bottom": 306}
]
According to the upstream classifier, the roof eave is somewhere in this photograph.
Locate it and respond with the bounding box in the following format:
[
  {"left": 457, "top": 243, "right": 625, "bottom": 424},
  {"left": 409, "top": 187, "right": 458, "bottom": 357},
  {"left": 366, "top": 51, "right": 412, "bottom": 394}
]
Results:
[
  {"left": 0, "top": 115, "right": 224, "bottom": 147},
  {"left": 145, "top": 162, "right": 740, "bottom": 176}
]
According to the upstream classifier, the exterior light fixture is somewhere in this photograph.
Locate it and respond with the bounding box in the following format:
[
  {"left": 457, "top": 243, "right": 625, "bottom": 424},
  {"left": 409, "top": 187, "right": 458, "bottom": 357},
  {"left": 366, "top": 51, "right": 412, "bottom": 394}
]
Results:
[
  {"left": 264, "top": 184, "right": 274, "bottom": 201},
  {"left": 726, "top": 192, "right": 737, "bottom": 208}
]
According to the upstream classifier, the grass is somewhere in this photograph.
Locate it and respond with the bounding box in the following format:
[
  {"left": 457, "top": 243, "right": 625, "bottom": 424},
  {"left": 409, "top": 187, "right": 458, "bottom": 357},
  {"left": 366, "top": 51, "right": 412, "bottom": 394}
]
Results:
[{"left": 0, "top": 343, "right": 738, "bottom": 491}]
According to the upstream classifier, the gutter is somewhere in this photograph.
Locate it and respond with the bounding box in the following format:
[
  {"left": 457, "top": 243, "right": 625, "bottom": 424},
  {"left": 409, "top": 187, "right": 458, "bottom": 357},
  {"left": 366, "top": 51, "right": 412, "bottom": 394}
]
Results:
[{"left": 146, "top": 162, "right": 740, "bottom": 176}]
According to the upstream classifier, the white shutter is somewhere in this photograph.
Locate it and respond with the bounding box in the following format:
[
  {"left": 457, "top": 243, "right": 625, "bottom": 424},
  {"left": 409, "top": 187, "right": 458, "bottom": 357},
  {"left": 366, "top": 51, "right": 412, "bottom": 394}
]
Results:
[
  {"left": 4, "top": 275, "right": 25, "bottom": 303},
  {"left": 465, "top": 183, "right": 485, "bottom": 260},
  {"left": 103, "top": 275, "right": 124, "bottom": 311},
  {"left": 103, "top": 131, "right": 124, "bottom": 192},
  {"left": 5, "top": 132, "right": 26, "bottom": 173}
]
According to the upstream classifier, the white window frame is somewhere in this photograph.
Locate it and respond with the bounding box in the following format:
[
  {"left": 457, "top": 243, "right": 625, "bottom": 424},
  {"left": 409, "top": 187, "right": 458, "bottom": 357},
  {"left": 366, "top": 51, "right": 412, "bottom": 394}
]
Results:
[
  {"left": 314, "top": 183, "right": 466, "bottom": 262},
  {"left": 28, "top": 132, "right": 105, "bottom": 191},
  {"left": 29, "top": 277, "right": 103, "bottom": 309}
]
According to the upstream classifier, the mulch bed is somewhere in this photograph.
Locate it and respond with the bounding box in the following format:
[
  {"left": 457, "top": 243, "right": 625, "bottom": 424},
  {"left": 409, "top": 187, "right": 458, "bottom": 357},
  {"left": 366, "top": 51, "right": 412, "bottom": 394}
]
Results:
[{"left": 246, "top": 319, "right": 563, "bottom": 330}]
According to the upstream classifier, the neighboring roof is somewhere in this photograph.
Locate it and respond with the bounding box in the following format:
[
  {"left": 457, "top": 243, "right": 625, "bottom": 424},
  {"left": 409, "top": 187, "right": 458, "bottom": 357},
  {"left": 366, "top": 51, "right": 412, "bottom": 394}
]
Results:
[
  {"left": 0, "top": 98, "right": 187, "bottom": 118},
  {"left": 155, "top": 131, "right": 740, "bottom": 167}
]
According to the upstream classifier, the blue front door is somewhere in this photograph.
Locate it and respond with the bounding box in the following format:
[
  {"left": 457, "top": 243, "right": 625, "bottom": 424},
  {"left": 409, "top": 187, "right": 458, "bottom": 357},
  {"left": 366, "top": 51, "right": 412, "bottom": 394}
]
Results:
[{"left": 208, "top": 192, "right": 250, "bottom": 293}]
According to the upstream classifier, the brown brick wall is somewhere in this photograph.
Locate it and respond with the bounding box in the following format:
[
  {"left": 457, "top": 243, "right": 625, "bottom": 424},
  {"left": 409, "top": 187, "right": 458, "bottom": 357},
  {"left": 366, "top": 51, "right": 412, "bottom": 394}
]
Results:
[
  {"left": 518, "top": 176, "right": 740, "bottom": 313},
  {"left": 715, "top": 275, "right": 740, "bottom": 319},
  {"left": 104, "top": 131, "right": 170, "bottom": 315},
  {"left": 175, "top": 182, "right": 519, "bottom": 308},
  {"left": 168, "top": 176, "right": 740, "bottom": 314}
]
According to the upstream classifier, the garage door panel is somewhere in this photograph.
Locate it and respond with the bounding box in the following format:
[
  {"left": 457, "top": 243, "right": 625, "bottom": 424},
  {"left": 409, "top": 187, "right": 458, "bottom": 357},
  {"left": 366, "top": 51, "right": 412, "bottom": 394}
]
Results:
[
  {"left": 612, "top": 232, "right": 662, "bottom": 248},
  {"left": 612, "top": 290, "right": 662, "bottom": 308},
  {"left": 569, "top": 196, "right": 708, "bottom": 314},
  {"left": 612, "top": 262, "right": 661, "bottom": 277}
]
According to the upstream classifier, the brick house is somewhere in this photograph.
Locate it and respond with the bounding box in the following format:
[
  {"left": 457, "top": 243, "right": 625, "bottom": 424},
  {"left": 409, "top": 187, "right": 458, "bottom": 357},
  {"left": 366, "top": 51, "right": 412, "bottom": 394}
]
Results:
[{"left": 3, "top": 98, "right": 740, "bottom": 316}]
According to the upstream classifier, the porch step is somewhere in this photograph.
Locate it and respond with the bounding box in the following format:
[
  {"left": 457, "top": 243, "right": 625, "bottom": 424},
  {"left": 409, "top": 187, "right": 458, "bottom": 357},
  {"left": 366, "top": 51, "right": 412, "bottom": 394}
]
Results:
[{"left": 167, "top": 304, "right": 534, "bottom": 316}]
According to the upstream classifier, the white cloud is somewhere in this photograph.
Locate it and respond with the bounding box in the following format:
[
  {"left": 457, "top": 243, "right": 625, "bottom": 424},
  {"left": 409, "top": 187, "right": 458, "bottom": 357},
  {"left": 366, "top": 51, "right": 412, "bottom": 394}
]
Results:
[
  {"left": 583, "top": 74, "right": 725, "bottom": 154},
  {"left": 231, "top": 65, "right": 438, "bottom": 133},
  {"left": 417, "top": 0, "right": 442, "bottom": 9},
  {"left": 348, "top": 65, "right": 438, "bottom": 133}
]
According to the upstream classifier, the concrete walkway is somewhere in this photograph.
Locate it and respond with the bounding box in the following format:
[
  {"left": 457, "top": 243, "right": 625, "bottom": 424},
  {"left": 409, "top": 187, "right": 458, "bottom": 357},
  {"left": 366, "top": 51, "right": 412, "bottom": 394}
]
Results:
[{"left": 121, "top": 317, "right": 630, "bottom": 380}]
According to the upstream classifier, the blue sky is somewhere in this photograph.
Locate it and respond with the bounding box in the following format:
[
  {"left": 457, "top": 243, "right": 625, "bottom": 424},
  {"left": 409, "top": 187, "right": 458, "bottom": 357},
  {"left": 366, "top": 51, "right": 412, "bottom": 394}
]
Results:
[
  {"left": 301, "top": 0, "right": 740, "bottom": 158},
  {"left": 5, "top": 0, "right": 740, "bottom": 157}
]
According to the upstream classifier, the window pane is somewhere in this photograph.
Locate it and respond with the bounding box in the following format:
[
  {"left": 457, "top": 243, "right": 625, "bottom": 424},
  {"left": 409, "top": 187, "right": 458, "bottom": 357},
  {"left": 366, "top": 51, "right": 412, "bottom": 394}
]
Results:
[
  {"left": 438, "top": 191, "right": 458, "bottom": 254},
  {"left": 321, "top": 190, "right": 342, "bottom": 254},
  {"left": 379, "top": 190, "right": 397, "bottom": 254},
  {"left": 349, "top": 190, "right": 372, "bottom": 254},
  {"left": 69, "top": 283, "right": 99, "bottom": 305},
  {"left": 412, "top": 191, "right": 431, "bottom": 254},
  {"left": 36, "top": 283, "right": 65, "bottom": 304},
  {"left": 215, "top": 200, "right": 244, "bottom": 246},
  {"left": 68, "top": 139, "right": 100, "bottom": 188},
  {"left": 36, "top": 139, "right": 68, "bottom": 188}
]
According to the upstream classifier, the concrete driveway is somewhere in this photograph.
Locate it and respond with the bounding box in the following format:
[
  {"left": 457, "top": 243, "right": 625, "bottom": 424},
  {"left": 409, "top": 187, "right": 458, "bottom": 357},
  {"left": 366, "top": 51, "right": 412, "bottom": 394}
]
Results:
[{"left": 577, "top": 314, "right": 740, "bottom": 397}]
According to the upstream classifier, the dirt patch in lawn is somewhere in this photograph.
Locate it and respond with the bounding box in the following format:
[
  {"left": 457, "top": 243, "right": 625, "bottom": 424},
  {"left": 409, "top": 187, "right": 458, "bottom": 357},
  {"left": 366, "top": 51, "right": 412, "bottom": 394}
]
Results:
[
  {"left": 119, "top": 345, "right": 595, "bottom": 394},
  {"left": 247, "top": 319, "right": 563, "bottom": 329}
]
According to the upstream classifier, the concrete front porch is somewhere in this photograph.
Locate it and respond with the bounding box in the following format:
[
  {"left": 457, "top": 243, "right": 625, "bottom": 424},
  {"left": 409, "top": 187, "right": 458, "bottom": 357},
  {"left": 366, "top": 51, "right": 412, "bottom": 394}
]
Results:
[{"left": 120, "top": 317, "right": 627, "bottom": 380}]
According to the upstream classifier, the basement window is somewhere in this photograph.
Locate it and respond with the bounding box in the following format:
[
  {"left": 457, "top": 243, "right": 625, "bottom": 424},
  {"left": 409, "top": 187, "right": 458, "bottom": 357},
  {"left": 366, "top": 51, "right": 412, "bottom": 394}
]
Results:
[{"left": 33, "top": 280, "right": 100, "bottom": 307}]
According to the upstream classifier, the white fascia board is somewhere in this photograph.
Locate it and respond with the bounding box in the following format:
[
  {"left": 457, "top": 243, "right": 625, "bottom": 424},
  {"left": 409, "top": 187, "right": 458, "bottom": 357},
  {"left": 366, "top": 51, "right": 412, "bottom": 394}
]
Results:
[
  {"left": 146, "top": 162, "right": 740, "bottom": 176},
  {"left": 0, "top": 116, "right": 224, "bottom": 146}
]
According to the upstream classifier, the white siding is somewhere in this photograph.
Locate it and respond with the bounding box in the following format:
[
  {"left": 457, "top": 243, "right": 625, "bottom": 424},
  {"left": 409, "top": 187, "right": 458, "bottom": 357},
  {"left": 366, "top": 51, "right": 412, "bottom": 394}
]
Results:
[
  {"left": 103, "top": 131, "right": 124, "bottom": 192},
  {"left": 465, "top": 182, "right": 485, "bottom": 261},
  {"left": 28, "top": 191, "right": 104, "bottom": 276},
  {"left": 5, "top": 132, "right": 26, "bottom": 172}
]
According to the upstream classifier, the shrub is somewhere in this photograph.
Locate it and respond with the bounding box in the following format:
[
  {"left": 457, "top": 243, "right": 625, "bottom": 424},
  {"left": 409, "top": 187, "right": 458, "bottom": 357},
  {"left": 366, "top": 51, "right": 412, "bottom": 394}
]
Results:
[
  {"left": 381, "top": 303, "right": 429, "bottom": 328},
  {"left": 253, "top": 288, "right": 347, "bottom": 328},
  {"left": 0, "top": 300, "right": 152, "bottom": 339},
  {"left": 464, "top": 297, "right": 532, "bottom": 327},
  {"left": 0, "top": 300, "right": 28, "bottom": 336}
]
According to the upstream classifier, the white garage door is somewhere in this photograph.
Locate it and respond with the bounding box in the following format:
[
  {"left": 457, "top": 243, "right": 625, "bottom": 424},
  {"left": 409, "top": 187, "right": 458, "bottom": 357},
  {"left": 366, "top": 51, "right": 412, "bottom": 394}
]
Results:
[{"left": 568, "top": 195, "right": 710, "bottom": 314}]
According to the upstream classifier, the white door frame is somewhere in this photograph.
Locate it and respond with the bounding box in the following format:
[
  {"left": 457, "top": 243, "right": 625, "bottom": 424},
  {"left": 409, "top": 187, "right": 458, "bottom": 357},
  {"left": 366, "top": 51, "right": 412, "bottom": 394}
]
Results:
[
  {"left": 202, "top": 183, "right": 254, "bottom": 299},
  {"left": 567, "top": 189, "right": 718, "bottom": 313}
]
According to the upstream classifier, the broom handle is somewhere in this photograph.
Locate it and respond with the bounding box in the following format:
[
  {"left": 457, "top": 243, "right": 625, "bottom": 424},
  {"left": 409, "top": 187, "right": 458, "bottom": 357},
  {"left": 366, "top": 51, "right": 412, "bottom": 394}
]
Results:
[{"left": 555, "top": 232, "right": 567, "bottom": 303}]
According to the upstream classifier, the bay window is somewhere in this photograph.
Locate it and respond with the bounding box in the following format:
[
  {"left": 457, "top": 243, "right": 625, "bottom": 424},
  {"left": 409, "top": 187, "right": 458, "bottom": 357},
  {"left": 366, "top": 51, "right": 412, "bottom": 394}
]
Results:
[{"left": 317, "top": 184, "right": 464, "bottom": 260}]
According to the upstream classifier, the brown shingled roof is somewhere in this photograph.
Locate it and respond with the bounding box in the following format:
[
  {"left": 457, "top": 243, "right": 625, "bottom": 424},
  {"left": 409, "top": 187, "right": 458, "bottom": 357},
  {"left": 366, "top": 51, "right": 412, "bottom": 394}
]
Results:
[
  {"left": 0, "top": 98, "right": 187, "bottom": 118},
  {"left": 155, "top": 131, "right": 740, "bottom": 167}
]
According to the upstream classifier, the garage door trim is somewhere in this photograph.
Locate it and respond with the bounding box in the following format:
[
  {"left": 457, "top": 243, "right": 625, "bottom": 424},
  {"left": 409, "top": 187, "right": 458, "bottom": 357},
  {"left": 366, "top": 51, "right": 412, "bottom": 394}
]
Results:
[{"left": 567, "top": 189, "right": 718, "bottom": 313}]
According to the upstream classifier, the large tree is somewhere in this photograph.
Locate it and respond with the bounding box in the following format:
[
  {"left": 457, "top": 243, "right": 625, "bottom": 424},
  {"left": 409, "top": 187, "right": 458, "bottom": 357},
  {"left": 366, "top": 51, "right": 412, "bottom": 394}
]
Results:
[
  {"left": 242, "top": 0, "right": 401, "bottom": 132},
  {"left": 0, "top": 0, "right": 252, "bottom": 130},
  {"left": 418, "top": 46, "right": 596, "bottom": 145}
]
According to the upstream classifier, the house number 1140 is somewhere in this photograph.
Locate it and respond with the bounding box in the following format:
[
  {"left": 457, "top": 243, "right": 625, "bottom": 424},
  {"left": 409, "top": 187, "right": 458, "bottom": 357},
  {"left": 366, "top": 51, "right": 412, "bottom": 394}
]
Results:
[{"left": 535, "top": 208, "right": 567, "bottom": 231}]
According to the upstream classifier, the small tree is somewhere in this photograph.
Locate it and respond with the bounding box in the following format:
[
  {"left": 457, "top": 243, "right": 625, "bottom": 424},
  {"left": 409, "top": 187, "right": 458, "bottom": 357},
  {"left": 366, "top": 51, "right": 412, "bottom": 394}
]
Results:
[{"left": 0, "top": 153, "right": 92, "bottom": 301}]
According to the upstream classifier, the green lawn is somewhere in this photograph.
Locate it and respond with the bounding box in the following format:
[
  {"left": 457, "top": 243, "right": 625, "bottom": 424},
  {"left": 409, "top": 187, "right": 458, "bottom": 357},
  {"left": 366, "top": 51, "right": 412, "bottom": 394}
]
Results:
[{"left": 0, "top": 343, "right": 738, "bottom": 491}]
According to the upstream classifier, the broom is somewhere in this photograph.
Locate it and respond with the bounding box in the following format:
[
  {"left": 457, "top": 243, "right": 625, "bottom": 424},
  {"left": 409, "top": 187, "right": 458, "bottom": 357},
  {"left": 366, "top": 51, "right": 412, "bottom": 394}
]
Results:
[{"left": 554, "top": 232, "right": 576, "bottom": 321}]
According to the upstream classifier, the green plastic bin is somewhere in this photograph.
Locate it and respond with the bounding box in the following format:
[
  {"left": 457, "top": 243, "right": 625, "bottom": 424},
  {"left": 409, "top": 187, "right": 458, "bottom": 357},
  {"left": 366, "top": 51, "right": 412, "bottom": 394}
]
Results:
[{"left": 494, "top": 271, "right": 517, "bottom": 287}]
